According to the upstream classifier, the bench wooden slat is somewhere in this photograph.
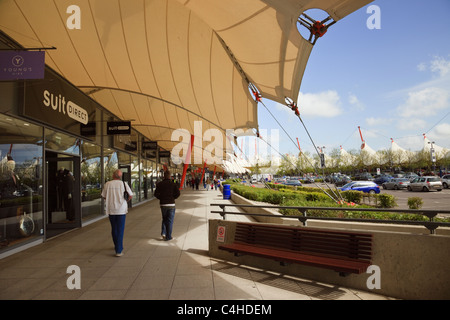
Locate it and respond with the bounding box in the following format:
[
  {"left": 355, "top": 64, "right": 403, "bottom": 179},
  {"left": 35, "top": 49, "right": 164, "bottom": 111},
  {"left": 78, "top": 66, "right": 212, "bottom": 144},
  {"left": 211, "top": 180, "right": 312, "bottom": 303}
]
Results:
[
  {"left": 234, "top": 224, "right": 372, "bottom": 260},
  {"left": 219, "top": 243, "right": 371, "bottom": 274},
  {"left": 219, "top": 222, "right": 373, "bottom": 275}
]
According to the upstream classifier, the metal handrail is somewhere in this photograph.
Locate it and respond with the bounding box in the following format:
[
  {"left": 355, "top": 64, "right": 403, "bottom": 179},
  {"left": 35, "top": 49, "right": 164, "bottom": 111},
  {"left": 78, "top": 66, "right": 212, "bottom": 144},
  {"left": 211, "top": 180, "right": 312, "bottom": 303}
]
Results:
[{"left": 210, "top": 203, "right": 450, "bottom": 234}]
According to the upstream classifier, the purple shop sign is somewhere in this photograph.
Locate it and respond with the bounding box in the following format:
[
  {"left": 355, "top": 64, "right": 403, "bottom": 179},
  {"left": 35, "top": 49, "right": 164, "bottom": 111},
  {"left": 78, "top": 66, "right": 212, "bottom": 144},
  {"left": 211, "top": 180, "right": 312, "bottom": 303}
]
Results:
[{"left": 0, "top": 51, "right": 45, "bottom": 80}]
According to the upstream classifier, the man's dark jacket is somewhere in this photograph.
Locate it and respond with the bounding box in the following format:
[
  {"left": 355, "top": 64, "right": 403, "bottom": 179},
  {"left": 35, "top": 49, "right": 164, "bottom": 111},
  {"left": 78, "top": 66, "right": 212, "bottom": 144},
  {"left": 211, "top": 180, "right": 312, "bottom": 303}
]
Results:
[{"left": 154, "top": 179, "right": 180, "bottom": 205}]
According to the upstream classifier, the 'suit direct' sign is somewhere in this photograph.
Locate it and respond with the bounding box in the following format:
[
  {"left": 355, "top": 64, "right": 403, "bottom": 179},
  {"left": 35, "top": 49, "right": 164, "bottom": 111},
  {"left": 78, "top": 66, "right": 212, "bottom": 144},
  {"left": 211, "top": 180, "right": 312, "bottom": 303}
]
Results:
[
  {"left": 43, "top": 90, "right": 88, "bottom": 125},
  {"left": 107, "top": 121, "right": 131, "bottom": 135}
]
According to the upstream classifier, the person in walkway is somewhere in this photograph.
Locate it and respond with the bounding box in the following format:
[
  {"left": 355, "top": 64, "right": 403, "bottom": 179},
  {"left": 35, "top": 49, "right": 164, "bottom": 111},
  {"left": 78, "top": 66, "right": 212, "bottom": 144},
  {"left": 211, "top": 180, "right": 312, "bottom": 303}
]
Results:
[
  {"left": 214, "top": 178, "right": 218, "bottom": 190},
  {"left": 101, "top": 169, "right": 133, "bottom": 256},
  {"left": 154, "top": 170, "right": 180, "bottom": 241},
  {"left": 195, "top": 176, "right": 200, "bottom": 190}
]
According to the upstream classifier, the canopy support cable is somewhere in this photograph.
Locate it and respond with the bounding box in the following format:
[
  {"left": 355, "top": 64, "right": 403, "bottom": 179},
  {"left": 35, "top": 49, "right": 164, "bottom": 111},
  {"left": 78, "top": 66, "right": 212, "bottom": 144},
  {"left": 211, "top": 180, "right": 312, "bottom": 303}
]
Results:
[{"left": 248, "top": 83, "right": 342, "bottom": 203}]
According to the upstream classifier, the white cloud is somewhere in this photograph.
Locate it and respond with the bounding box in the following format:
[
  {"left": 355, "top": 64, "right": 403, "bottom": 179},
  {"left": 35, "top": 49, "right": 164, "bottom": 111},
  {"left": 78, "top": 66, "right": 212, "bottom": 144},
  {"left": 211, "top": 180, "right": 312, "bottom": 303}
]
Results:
[
  {"left": 434, "top": 123, "right": 450, "bottom": 136},
  {"left": 416, "top": 55, "right": 450, "bottom": 77},
  {"left": 348, "top": 93, "right": 365, "bottom": 111},
  {"left": 297, "top": 90, "right": 342, "bottom": 118},
  {"left": 430, "top": 55, "right": 450, "bottom": 77},
  {"left": 391, "top": 55, "right": 450, "bottom": 99},
  {"left": 395, "top": 136, "right": 423, "bottom": 151},
  {"left": 397, "top": 87, "right": 449, "bottom": 118},
  {"left": 417, "top": 62, "right": 427, "bottom": 72},
  {"left": 428, "top": 123, "right": 450, "bottom": 149},
  {"left": 366, "top": 117, "right": 392, "bottom": 126},
  {"left": 397, "top": 118, "right": 427, "bottom": 131}
]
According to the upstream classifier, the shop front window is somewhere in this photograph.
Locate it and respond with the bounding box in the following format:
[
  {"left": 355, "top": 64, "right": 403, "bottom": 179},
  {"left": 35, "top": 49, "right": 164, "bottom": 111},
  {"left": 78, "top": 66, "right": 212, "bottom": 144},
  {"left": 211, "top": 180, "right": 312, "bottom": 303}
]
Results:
[
  {"left": 0, "top": 115, "right": 43, "bottom": 251},
  {"left": 44, "top": 129, "right": 80, "bottom": 155},
  {"left": 131, "top": 155, "right": 139, "bottom": 205},
  {"left": 104, "top": 149, "right": 118, "bottom": 182},
  {"left": 81, "top": 141, "right": 102, "bottom": 222}
]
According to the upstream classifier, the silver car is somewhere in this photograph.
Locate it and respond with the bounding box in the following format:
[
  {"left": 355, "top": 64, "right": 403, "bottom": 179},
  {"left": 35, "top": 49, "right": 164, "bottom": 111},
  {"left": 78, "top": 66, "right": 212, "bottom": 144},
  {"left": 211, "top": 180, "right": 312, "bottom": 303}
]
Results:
[
  {"left": 407, "top": 176, "right": 443, "bottom": 192},
  {"left": 442, "top": 174, "right": 450, "bottom": 189},
  {"left": 382, "top": 178, "right": 410, "bottom": 190}
]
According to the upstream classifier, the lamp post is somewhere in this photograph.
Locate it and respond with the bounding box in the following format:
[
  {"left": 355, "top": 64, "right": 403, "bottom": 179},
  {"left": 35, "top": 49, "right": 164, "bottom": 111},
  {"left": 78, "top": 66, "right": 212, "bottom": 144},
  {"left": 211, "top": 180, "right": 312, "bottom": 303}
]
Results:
[
  {"left": 428, "top": 141, "right": 436, "bottom": 174},
  {"left": 318, "top": 146, "right": 326, "bottom": 179},
  {"left": 319, "top": 146, "right": 326, "bottom": 169}
]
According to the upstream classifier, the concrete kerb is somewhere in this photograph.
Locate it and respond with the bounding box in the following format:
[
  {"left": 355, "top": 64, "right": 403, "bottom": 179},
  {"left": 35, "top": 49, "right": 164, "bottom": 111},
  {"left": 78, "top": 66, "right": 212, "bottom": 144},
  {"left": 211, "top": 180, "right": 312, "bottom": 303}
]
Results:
[{"left": 209, "top": 187, "right": 450, "bottom": 300}]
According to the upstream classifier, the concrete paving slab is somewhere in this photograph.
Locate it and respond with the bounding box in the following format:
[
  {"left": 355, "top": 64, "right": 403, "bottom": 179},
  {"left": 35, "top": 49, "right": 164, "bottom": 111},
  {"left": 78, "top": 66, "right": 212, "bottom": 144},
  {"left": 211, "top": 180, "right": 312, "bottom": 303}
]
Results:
[{"left": 0, "top": 187, "right": 394, "bottom": 301}]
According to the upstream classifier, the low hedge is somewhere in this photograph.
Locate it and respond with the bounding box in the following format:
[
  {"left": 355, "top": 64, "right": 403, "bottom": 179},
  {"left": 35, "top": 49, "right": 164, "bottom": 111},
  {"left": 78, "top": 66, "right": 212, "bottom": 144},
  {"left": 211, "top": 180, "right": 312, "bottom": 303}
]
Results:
[
  {"left": 226, "top": 181, "right": 450, "bottom": 223},
  {"left": 279, "top": 198, "right": 444, "bottom": 222}
]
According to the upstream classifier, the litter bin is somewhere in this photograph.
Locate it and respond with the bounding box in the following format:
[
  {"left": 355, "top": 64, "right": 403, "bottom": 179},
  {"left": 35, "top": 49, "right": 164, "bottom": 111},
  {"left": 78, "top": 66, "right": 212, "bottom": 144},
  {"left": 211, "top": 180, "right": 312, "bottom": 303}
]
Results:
[{"left": 223, "top": 184, "right": 231, "bottom": 200}]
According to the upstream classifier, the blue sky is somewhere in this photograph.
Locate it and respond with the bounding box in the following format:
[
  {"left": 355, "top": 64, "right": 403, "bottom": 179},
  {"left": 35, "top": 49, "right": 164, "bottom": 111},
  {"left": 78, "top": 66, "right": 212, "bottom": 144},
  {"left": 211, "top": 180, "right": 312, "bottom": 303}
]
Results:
[{"left": 253, "top": 0, "right": 450, "bottom": 160}]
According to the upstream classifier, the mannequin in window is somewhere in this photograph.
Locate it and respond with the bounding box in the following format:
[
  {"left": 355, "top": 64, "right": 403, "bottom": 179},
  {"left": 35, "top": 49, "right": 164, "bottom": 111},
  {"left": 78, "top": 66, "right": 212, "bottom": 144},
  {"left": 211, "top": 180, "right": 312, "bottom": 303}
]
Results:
[
  {"left": 0, "top": 156, "right": 20, "bottom": 242},
  {"left": 1, "top": 156, "right": 19, "bottom": 199}
]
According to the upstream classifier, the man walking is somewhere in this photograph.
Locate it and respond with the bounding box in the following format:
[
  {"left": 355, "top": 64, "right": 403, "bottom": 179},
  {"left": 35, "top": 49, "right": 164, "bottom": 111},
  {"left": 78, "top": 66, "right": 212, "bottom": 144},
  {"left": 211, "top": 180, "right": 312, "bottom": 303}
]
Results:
[
  {"left": 101, "top": 169, "right": 133, "bottom": 256},
  {"left": 154, "top": 170, "right": 180, "bottom": 241}
]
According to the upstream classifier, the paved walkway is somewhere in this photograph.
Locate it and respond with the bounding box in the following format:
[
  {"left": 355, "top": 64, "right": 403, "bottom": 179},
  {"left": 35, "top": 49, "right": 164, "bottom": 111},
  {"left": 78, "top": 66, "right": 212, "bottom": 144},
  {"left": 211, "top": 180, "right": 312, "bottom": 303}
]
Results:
[{"left": 0, "top": 187, "right": 393, "bottom": 300}]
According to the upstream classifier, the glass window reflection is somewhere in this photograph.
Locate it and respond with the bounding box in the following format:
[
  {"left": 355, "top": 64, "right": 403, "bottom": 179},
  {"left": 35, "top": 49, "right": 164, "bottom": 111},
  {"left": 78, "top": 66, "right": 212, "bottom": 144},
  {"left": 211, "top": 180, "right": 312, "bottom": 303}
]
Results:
[
  {"left": 80, "top": 141, "right": 102, "bottom": 222},
  {"left": 44, "top": 128, "right": 80, "bottom": 155},
  {"left": 0, "top": 115, "right": 43, "bottom": 248}
]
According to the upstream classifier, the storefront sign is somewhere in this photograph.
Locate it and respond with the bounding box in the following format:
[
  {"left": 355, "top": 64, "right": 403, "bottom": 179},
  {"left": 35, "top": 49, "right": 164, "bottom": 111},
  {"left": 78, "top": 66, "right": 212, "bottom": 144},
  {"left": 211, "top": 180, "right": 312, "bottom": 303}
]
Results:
[
  {"left": 21, "top": 68, "right": 96, "bottom": 137},
  {"left": 159, "top": 150, "right": 171, "bottom": 158},
  {"left": 107, "top": 121, "right": 131, "bottom": 135},
  {"left": 80, "top": 122, "right": 96, "bottom": 136},
  {"left": 142, "top": 141, "right": 157, "bottom": 150},
  {"left": 124, "top": 141, "right": 137, "bottom": 151},
  {"left": 42, "top": 89, "right": 88, "bottom": 125},
  {"left": 0, "top": 51, "right": 45, "bottom": 80},
  {"left": 113, "top": 131, "right": 138, "bottom": 154}
]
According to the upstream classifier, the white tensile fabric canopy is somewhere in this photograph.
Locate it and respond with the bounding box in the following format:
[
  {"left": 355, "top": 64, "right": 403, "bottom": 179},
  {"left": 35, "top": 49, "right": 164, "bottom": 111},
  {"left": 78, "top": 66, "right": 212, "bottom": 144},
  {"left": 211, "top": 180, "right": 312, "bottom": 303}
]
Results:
[
  {"left": 423, "top": 134, "right": 449, "bottom": 158},
  {"left": 390, "top": 138, "right": 413, "bottom": 164},
  {"left": 340, "top": 146, "right": 357, "bottom": 167},
  {"left": 0, "top": 0, "right": 371, "bottom": 171}
]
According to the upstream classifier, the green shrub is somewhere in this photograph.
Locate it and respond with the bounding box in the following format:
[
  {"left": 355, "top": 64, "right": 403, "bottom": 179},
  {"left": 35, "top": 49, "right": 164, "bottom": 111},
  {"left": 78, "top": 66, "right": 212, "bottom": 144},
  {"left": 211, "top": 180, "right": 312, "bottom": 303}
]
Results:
[
  {"left": 407, "top": 197, "right": 423, "bottom": 209},
  {"left": 227, "top": 182, "right": 450, "bottom": 223},
  {"left": 341, "top": 190, "right": 363, "bottom": 204},
  {"left": 377, "top": 194, "right": 397, "bottom": 208},
  {"left": 305, "top": 193, "right": 319, "bottom": 202},
  {"left": 305, "top": 192, "right": 331, "bottom": 202}
]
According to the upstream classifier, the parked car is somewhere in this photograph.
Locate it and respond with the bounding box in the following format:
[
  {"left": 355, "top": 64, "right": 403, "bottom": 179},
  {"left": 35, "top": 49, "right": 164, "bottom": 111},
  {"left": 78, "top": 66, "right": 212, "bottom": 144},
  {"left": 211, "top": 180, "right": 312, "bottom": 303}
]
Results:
[
  {"left": 273, "top": 178, "right": 285, "bottom": 184},
  {"left": 404, "top": 172, "right": 419, "bottom": 181},
  {"left": 353, "top": 172, "right": 374, "bottom": 181},
  {"left": 301, "top": 177, "right": 315, "bottom": 184},
  {"left": 407, "top": 176, "right": 443, "bottom": 192},
  {"left": 333, "top": 175, "right": 352, "bottom": 187},
  {"left": 382, "top": 178, "right": 410, "bottom": 190},
  {"left": 442, "top": 174, "right": 450, "bottom": 189},
  {"left": 283, "top": 180, "right": 302, "bottom": 187},
  {"left": 340, "top": 181, "right": 380, "bottom": 194},
  {"left": 373, "top": 174, "right": 392, "bottom": 185}
]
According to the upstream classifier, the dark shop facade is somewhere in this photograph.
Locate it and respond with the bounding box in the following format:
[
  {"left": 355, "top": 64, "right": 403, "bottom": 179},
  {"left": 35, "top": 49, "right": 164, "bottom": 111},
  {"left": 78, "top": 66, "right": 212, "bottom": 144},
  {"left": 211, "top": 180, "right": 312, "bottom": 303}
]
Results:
[{"left": 0, "top": 44, "right": 178, "bottom": 258}]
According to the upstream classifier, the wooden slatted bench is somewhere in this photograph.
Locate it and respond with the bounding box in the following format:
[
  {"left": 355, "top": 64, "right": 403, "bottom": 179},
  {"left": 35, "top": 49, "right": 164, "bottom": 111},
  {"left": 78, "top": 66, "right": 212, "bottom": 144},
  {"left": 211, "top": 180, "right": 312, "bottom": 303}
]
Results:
[{"left": 219, "top": 222, "right": 372, "bottom": 276}]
